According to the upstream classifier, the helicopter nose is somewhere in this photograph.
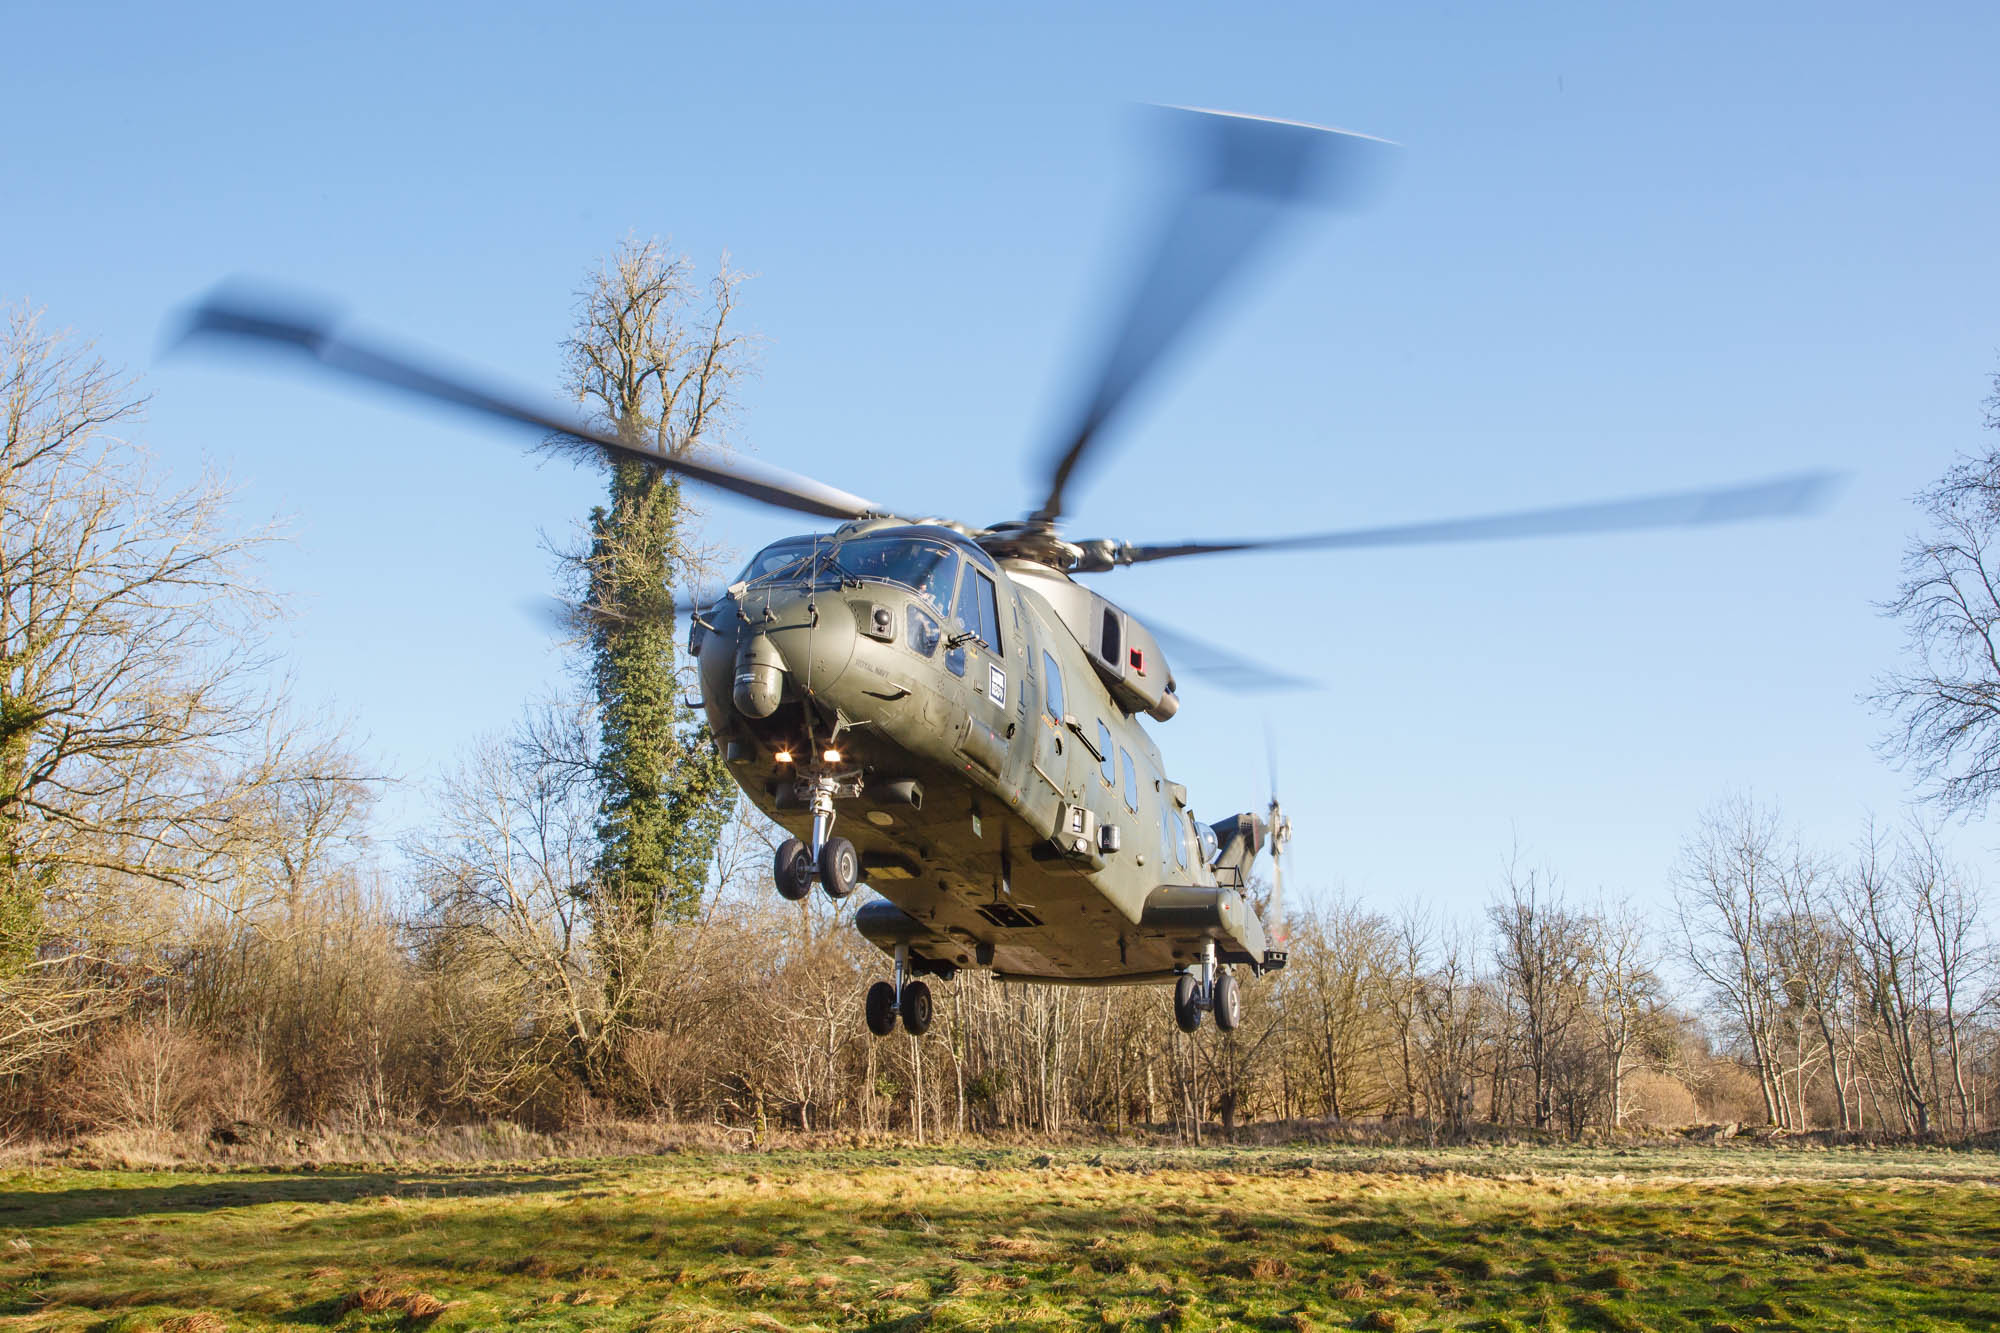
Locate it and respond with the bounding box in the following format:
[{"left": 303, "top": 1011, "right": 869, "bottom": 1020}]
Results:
[{"left": 731, "top": 586, "right": 857, "bottom": 718}]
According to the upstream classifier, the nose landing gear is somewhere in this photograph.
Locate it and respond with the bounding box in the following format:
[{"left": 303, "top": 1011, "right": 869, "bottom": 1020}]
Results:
[
  {"left": 1171, "top": 939, "right": 1241, "bottom": 1032},
  {"left": 771, "top": 770, "right": 860, "bottom": 901},
  {"left": 864, "top": 944, "right": 934, "bottom": 1037}
]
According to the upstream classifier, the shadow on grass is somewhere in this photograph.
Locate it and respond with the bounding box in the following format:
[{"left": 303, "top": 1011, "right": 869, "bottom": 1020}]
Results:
[
  {"left": 277, "top": 1292, "right": 354, "bottom": 1326},
  {"left": 0, "top": 1170, "right": 588, "bottom": 1230}
]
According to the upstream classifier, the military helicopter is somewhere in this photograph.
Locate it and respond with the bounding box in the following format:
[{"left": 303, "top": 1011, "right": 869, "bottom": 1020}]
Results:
[{"left": 178, "top": 108, "right": 1832, "bottom": 1040}]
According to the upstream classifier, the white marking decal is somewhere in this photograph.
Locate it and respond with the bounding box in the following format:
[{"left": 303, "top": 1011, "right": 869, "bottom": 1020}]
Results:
[{"left": 987, "top": 664, "right": 1006, "bottom": 707}]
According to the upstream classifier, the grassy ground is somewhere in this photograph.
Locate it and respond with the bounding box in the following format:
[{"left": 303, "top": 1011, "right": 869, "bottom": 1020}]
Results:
[{"left": 3, "top": 1143, "right": 1997, "bottom": 1331}]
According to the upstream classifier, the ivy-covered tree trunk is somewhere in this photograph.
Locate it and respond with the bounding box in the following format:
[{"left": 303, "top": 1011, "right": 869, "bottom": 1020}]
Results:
[
  {"left": 587, "top": 461, "right": 732, "bottom": 931},
  {"left": 560, "top": 239, "right": 749, "bottom": 945}
]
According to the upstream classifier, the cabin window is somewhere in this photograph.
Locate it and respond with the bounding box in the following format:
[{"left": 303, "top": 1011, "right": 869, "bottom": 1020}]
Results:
[
  {"left": 1097, "top": 722, "right": 1114, "bottom": 784},
  {"left": 1172, "top": 811, "right": 1190, "bottom": 870},
  {"left": 955, "top": 565, "right": 1003, "bottom": 650},
  {"left": 1119, "top": 748, "right": 1138, "bottom": 812},
  {"left": 1042, "top": 651, "right": 1064, "bottom": 722}
]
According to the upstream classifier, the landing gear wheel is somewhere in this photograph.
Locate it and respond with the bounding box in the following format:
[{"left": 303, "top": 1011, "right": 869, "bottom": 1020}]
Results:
[
  {"left": 865, "top": 980, "right": 897, "bottom": 1037},
  {"left": 900, "top": 980, "right": 933, "bottom": 1036},
  {"left": 1213, "top": 969, "right": 1242, "bottom": 1032},
  {"left": 773, "top": 838, "right": 814, "bottom": 901},
  {"left": 1173, "top": 972, "right": 1203, "bottom": 1032},
  {"left": 819, "top": 836, "right": 859, "bottom": 899}
]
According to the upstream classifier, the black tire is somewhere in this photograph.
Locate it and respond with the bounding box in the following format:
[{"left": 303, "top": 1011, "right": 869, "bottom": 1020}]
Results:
[
  {"left": 773, "top": 838, "right": 814, "bottom": 901},
  {"left": 865, "top": 980, "right": 898, "bottom": 1037},
  {"left": 1213, "top": 969, "right": 1242, "bottom": 1032},
  {"left": 1173, "top": 972, "right": 1203, "bottom": 1032},
  {"left": 901, "top": 980, "right": 934, "bottom": 1036},
  {"left": 819, "top": 836, "right": 859, "bottom": 899}
]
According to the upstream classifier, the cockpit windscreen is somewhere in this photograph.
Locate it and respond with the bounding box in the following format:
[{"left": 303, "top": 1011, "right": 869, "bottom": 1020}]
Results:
[{"left": 734, "top": 535, "right": 961, "bottom": 614}]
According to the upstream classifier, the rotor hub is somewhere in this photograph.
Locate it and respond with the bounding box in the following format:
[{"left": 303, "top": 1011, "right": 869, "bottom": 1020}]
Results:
[{"left": 976, "top": 521, "right": 1084, "bottom": 571}]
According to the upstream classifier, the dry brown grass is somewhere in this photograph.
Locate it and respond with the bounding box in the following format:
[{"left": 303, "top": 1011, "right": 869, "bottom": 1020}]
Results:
[
  {"left": 157, "top": 1317, "right": 226, "bottom": 1333},
  {"left": 338, "top": 1280, "right": 450, "bottom": 1321}
]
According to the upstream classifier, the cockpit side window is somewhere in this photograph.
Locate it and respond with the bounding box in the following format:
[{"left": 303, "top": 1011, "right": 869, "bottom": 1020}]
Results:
[
  {"left": 955, "top": 565, "right": 1003, "bottom": 651},
  {"left": 1097, "top": 721, "right": 1114, "bottom": 784},
  {"left": 1042, "top": 651, "right": 1065, "bottom": 722},
  {"left": 1119, "top": 748, "right": 1138, "bottom": 812},
  {"left": 907, "top": 605, "right": 942, "bottom": 657},
  {"left": 734, "top": 540, "right": 815, "bottom": 583}
]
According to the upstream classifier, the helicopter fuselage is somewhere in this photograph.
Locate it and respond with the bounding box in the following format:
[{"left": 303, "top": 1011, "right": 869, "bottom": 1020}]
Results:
[{"left": 694, "top": 520, "right": 1277, "bottom": 986}]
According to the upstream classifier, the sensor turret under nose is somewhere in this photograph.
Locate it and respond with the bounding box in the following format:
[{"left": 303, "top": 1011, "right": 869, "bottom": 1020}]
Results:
[{"left": 725, "top": 585, "right": 858, "bottom": 719}]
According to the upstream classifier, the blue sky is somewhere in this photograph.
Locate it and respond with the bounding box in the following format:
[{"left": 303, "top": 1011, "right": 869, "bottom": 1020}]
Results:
[{"left": 7, "top": 1, "right": 1998, "bottom": 919}]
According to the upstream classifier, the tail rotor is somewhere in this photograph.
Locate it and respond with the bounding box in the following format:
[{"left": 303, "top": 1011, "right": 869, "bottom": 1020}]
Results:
[{"left": 1264, "top": 728, "right": 1292, "bottom": 951}]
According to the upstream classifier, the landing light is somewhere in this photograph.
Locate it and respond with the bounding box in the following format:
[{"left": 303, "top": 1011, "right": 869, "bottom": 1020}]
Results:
[
  {"left": 774, "top": 749, "right": 793, "bottom": 764},
  {"left": 822, "top": 747, "right": 843, "bottom": 764}
]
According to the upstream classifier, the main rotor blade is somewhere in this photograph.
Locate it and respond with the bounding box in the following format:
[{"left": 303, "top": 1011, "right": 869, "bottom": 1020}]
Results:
[
  {"left": 173, "top": 288, "right": 882, "bottom": 523},
  {"left": 1147, "top": 621, "right": 1317, "bottom": 693},
  {"left": 1031, "top": 108, "right": 1394, "bottom": 526},
  {"left": 524, "top": 590, "right": 725, "bottom": 635},
  {"left": 1085, "top": 470, "right": 1842, "bottom": 569}
]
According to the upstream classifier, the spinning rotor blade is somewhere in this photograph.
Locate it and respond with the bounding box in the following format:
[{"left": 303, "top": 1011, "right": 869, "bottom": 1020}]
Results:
[
  {"left": 1147, "top": 621, "right": 1316, "bottom": 693},
  {"left": 524, "top": 591, "right": 725, "bottom": 636},
  {"left": 1261, "top": 724, "right": 1291, "bottom": 948},
  {"left": 1030, "top": 108, "right": 1394, "bottom": 526},
  {"left": 174, "top": 288, "right": 882, "bottom": 523},
  {"left": 1084, "top": 470, "right": 1840, "bottom": 569}
]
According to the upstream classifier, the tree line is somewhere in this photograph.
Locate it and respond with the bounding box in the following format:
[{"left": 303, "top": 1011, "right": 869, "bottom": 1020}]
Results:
[{"left": 5, "top": 269, "right": 1998, "bottom": 1147}]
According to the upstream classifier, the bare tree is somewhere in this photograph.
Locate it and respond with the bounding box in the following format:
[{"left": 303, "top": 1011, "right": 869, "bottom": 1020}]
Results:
[
  {"left": 404, "top": 698, "right": 638, "bottom": 1104},
  {"left": 1289, "top": 894, "right": 1395, "bottom": 1118},
  {"left": 2, "top": 302, "right": 279, "bottom": 1072},
  {"left": 1764, "top": 897, "right": 1857, "bottom": 1130},
  {"left": 1590, "top": 899, "right": 1665, "bottom": 1130},
  {"left": 1403, "top": 913, "right": 1488, "bottom": 1138},
  {"left": 1901, "top": 825, "right": 1991, "bottom": 1133},
  {"left": 1674, "top": 796, "right": 1798, "bottom": 1126},
  {"left": 1489, "top": 860, "right": 1594, "bottom": 1132},
  {"left": 1840, "top": 821, "right": 1993, "bottom": 1135},
  {"left": 1842, "top": 824, "right": 1936, "bottom": 1133},
  {"left": 1875, "top": 369, "right": 2000, "bottom": 813}
]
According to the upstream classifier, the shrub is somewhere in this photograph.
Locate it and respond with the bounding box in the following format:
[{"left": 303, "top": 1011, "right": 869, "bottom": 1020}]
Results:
[
  {"left": 1623, "top": 1071, "right": 1701, "bottom": 1128},
  {"left": 64, "top": 1019, "right": 273, "bottom": 1133}
]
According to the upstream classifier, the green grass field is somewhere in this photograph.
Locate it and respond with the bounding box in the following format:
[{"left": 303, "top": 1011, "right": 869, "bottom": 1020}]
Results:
[{"left": 3, "top": 1143, "right": 1997, "bottom": 1331}]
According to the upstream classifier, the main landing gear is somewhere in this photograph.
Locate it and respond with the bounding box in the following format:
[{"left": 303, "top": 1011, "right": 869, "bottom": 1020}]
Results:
[
  {"left": 865, "top": 944, "right": 933, "bottom": 1037},
  {"left": 772, "top": 772, "right": 858, "bottom": 901},
  {"left": 1172, "top": 939, "right": 1240, "bottom": 1033}
]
